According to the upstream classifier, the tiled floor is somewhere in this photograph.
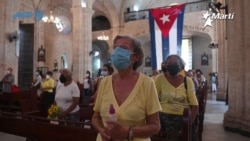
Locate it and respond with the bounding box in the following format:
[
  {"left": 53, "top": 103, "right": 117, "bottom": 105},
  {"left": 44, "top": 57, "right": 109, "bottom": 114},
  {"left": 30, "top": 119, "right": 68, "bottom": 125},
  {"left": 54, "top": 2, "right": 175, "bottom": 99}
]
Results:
[
  {"left": 202, "top": 93, "right": 249, "bottom": 141},
  {"left": 0, "top": 93, "right": 250, "bottom": 141}
]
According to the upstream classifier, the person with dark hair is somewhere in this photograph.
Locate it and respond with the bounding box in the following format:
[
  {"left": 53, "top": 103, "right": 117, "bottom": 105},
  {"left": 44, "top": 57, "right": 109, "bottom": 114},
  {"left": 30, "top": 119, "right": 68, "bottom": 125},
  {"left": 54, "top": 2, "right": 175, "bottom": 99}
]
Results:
[
  {"left": 33, "top": 70, "right": 43, "bottom": 88},
  {"left": 32, "top": 70, "right": 43, "bottom": 97},
  {"left": 40, "top": 71, "right": 55, "bottom": 117},
  {"left": 154, "top": 54, "right": 198, "bottom": 141},
  {"left": 1, "top": 67, "right": 14, "bottom": 85},
  {"left": 210, "top": 72, "right": 217, "bottom": 93},
  {"left": 101, "top": 64, "right": 114, "bottom": 77},
  {"left": 1, "top": 67, "right": 15, "bottom": 93},
  {"left": 92, "top": 35, "right": 161, "bottom": 141},
  {"left": 89, "top": 64, "right": 114, "bottom": 106},
  {"left": 195, "top": 69, "right": 206, "bottom": 87},
  {"left": 83, "top": 70, "right": 93, "bottom": 96},
  {"left": 187, "top": 70, "right": 199, "bottom": 92},
  {"left": 161, "top": 62, "right": 167, "bottom": 73}
]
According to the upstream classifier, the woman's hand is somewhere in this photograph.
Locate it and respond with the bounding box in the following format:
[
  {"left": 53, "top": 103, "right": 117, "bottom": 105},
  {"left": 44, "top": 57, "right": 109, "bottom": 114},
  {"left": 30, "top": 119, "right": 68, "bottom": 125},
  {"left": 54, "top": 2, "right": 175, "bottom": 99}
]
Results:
[
  {"left": 99, "top": 128, "right": 111, "bottom": 141},
  {"left": 106, "top": 120, "right": 128, "bottom": 140},
  {"left": 58, "top": 111, "right": 67, "bottom": 119}
]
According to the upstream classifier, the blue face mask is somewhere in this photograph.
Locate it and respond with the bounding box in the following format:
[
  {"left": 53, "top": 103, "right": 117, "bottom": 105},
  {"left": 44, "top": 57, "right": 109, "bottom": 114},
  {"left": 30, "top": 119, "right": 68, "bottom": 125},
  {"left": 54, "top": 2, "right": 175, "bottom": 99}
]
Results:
[{"left": 111, "top": 47, "right": 131, "bottom": 70}]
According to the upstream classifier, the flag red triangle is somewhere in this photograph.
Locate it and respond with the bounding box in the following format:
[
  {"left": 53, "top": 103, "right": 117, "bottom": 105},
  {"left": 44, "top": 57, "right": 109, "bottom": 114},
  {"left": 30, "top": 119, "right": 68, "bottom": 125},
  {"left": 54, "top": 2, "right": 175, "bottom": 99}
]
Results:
[{"left": 150, "top": 4, "right": 185, "bottom": 38}]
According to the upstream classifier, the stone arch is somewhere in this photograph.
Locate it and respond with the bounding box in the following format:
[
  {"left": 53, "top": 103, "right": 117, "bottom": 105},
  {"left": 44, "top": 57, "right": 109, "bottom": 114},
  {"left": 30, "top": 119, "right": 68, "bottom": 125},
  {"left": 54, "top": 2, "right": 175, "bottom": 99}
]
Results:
[
  {"left": 91, "top": 40, "right": 110, "bottom": 78},
  {"left": 92, "top": 0, "right": 120, "bottom": 28},
  {"left": 92, "top": 16, "right": 111, "bottom": 31}
]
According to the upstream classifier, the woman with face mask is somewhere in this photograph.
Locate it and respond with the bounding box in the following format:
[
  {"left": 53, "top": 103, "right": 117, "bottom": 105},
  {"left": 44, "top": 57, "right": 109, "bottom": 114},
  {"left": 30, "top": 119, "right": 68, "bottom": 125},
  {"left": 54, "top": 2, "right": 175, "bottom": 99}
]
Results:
[
  {"left": 33, "top": 70, "right": 43, "bottom": 89},
  {"left": 54, "top": 69, "right": 80, "bottom": 127},
  {"left": 83, "top": 70, "right": 93, "bottom": 96},
  {"left": 154, "top": 55, "right": 198, "bottom": 141},
  {"left": 92, "top": 35, "right": 162, "bottom": 141},
  {"left": 89, "top": 64, "right": 114, "bottom": 107},
  {"left": 40, "top": 71, "right": 55, "bottom": 117}
]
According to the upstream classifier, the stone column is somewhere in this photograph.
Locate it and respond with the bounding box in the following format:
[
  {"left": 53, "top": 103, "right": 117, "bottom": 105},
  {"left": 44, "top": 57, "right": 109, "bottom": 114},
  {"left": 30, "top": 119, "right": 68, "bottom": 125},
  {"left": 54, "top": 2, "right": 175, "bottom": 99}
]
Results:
[
  {"left": 71, "top": 0, "right": 94, "bottom": 83},
  {"left": 224, "top": 0, "right": 250, "bottom": 135},
  {"left": 217, "top": 0, "right": 228, "bottom": 99}
]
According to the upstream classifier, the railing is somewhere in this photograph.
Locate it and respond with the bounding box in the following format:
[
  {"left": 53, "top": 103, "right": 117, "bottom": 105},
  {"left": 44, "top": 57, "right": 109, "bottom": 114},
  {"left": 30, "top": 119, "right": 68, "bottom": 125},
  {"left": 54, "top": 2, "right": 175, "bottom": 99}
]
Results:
[{"left": 124, "top": 0, "right": 210, "bottom": 22}]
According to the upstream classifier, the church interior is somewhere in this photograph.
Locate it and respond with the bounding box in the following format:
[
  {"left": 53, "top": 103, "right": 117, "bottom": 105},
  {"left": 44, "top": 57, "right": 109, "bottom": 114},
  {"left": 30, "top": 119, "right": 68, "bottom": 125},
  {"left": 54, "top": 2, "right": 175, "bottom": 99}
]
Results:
[{"left": 0, "top": 0, "right": 250, "bottom": 140}]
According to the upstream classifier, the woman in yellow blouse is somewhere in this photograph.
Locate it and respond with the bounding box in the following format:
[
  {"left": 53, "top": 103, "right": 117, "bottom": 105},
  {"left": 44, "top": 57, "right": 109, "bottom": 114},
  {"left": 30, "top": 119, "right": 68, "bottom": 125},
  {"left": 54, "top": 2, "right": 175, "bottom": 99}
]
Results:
[
  {"left": 40, "top": 71, "right": 55, "bottom": 117},
  {"left": 154, "top": 55, "right": 198, "bottom": 141},
  {"left": 92, "top": 35, "right": 162, "bottom": 141}
]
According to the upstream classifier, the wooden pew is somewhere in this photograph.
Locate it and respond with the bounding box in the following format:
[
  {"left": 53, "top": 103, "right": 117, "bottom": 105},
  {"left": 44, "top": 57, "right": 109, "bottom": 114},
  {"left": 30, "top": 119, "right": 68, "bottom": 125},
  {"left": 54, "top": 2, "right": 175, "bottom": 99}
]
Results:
[
  {"left": 1, "top": 106, "right": 193, "bottom": 141},
  {"left": 0, "top": 87, "right": 38, "bottom": 114},
  {"left": 151, "top": 108, "right": 192, "bottom": 141},
  {"left": 196, "top": 81, "right": 208, "bottom": 141},
  {"left": 0, "top": 111, "right": 98, "bottom": 141},
  {"left": 79, "top": 106, "right": 94, "bottom": 129}
]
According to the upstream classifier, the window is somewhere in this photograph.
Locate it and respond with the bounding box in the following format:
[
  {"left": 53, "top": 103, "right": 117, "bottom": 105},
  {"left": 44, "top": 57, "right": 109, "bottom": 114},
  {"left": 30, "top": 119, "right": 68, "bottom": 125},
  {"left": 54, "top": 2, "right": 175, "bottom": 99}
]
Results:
[{"left": 181, "top": 39, "right": 192, "bottom": 70}]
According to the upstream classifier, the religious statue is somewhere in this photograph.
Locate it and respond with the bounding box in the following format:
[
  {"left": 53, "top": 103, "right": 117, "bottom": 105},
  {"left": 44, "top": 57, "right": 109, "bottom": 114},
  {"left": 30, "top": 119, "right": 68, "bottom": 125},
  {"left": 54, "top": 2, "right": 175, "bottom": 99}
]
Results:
[
  {"left": 38, "top": 45, "right": 45, "bottom": 62},
  {"left": 54, "top": 59, "right": 58, "bottom": 71}
]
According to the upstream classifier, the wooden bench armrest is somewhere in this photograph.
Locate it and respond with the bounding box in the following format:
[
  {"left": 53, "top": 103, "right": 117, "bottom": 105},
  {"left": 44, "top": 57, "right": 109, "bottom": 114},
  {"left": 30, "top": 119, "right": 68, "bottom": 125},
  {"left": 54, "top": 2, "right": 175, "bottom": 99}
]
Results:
[{"left": 182, "top": 108, "right": 192, "bottom": 141}]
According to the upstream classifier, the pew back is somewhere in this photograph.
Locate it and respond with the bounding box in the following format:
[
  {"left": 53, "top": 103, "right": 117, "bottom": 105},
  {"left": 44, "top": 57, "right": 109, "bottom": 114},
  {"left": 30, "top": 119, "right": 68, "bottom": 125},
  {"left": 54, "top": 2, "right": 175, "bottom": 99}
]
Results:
[
  {"left": 0, "top": 112, "right": 97, "bottom": 141},
  {"left": 0, "top": 87, "right": 38, "bottom": 113}
]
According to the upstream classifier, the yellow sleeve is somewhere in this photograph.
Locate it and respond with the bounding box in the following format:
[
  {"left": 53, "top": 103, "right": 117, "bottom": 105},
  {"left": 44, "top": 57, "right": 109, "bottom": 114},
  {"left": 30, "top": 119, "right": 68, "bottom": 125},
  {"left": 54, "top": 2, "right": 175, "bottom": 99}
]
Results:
[{"left": 145, "top": 77, "right": 162, "bottom": 115}]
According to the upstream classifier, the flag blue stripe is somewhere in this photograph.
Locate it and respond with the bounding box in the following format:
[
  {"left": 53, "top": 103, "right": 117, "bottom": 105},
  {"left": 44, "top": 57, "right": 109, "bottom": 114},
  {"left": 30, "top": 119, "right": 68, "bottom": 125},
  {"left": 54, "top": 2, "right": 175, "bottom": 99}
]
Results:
[
  {"left": 149, "top": 12, "right": 157, "bottom": 70},
  {"left": 177, "top": 7, "right": 185, "bottom": 55},
  {"left": 162, "top": 36, "right": 169, "bottom": 62}
]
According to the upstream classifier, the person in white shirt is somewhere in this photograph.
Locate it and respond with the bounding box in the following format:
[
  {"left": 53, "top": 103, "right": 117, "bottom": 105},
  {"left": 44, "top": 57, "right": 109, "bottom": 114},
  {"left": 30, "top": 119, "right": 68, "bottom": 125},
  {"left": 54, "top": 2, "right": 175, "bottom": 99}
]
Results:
[
  {"left": 54, "top": 69, "right": 80, "bottom": 127},
  {"left": 83, "top": 70, "right": 92, "bottom": 96},
  {"left": 32, "top": 70, "right": 43, "bottom": 97},
  {"left": 33, "top": 70, "right": 43, "bottom": 88}
]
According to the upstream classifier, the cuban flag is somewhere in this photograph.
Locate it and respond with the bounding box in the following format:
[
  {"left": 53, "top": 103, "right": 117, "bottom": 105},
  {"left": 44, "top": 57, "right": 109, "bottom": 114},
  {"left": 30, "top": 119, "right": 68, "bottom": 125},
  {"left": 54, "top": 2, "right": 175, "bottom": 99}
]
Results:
[{"left": 149, "top": 4, "right": 185, "bottom": 70}]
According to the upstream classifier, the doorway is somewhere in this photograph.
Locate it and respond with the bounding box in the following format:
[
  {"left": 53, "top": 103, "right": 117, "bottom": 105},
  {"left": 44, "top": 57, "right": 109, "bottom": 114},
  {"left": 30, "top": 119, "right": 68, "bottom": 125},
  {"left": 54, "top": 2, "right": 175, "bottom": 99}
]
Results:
[{"left": 18, "top": 24, "right": 34, "bottom": 90}]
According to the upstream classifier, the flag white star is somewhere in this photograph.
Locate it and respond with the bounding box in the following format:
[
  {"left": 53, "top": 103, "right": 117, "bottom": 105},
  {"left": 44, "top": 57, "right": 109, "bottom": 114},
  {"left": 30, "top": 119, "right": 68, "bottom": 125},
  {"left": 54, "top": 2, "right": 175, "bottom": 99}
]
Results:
[
  {"left": 203, "top": 17, "right": 213, "bottom": 28},
  {"left": 202, "top": 11, "right": 211, "bottom": 20},
  {"left": 160, "top": 14, "right": 170, "bottom": 24}
]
